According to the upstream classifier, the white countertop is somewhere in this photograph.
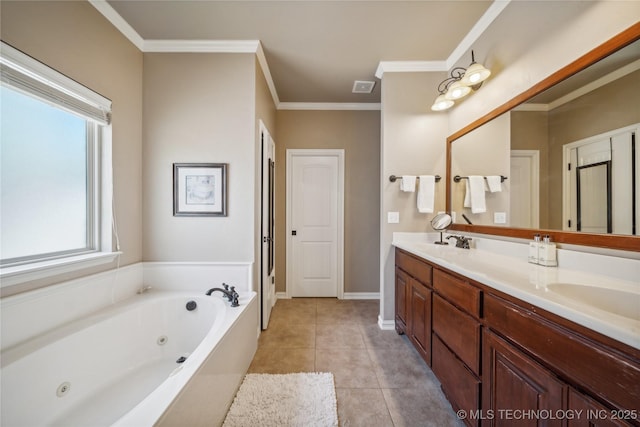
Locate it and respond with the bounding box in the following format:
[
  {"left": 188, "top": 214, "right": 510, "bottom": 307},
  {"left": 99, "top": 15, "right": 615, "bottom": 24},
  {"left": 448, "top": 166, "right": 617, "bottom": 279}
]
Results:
[{"left": 393, "top": 233, "right": 640, "bottom": 350}]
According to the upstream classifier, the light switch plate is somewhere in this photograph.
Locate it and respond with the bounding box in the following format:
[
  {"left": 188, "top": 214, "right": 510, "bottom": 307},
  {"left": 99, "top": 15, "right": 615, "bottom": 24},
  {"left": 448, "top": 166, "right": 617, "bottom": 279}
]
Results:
[
  {"left": 388, "top": 211, "right": 399, "bottom": 224},
  {"left": 494, "top": 212, "right": 507, "bottom": 224}
]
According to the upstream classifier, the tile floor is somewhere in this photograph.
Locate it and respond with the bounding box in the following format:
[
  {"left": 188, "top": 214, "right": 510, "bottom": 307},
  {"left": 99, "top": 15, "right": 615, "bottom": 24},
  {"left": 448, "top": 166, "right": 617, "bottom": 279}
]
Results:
[{"left": 247, "top": 298, "right": 466, "bottom": 427}]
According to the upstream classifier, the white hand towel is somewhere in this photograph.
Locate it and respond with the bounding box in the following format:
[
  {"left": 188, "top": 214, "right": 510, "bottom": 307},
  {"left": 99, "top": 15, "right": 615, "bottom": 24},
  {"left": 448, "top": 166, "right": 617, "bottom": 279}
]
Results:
[
  {"left": 400, "top": 175, "right": 416, "bottom": 192},
  {"left": 417, "top": 175, "right": 435, "bottom": 213},
  {"left": 468, "top": 175, "right": 487, "bottom": 213},
  {"left": 486, "top": 176, "right": 502, "bottom": 193},
  {"left": 464, "top": 180, "right": 471, "bottom": 208}
]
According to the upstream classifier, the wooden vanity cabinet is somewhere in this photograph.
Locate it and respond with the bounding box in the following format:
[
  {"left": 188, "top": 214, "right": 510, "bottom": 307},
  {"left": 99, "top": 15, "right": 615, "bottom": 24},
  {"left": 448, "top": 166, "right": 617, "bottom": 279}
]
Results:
[
  {"left": 567, "top": 389, "right": 631, "bottom": 427},
  {"left": 395, "top": 249, "right": 433, "bottom": 364},
  {"left": 394, "top": 267, "right": 409, "bottom": 334},
  {"left": 431, "top": 268, "right": 483, "bottom": 427},
  {"left": 482, "top": 329, "right": 566, "bottom": 427},
  {"left": 394, "top": 247, "right": 640, "bottom": 427}
]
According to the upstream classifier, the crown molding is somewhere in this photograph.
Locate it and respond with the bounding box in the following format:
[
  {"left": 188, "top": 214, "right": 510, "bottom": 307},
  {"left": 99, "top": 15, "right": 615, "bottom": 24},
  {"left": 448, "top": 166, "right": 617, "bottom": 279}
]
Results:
[
  {"left": 375, "top": 61, "right": 447, "bottom": 79},
  {"left": 376, "top": 0, "right": 511, "bottom": 77},
  {"left": 514, "top": 58, "right": 640, "bottom": 112},
  {"left": 445, "top": 0, "right": 511, "bottom": 69},
  {"left": 89, "top": 0, "right": 145, "bottom": 50},
  {"left": 143, "top": 40, "right": 260, "bottom": 53},
  {"left": 278, "top": 102, "right": 381, "bottom": 111}
]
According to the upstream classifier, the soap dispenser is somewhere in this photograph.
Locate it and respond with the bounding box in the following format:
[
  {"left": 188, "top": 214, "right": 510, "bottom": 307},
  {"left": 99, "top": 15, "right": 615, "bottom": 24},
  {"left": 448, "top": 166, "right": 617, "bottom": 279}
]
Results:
[
  {"left": 528, "top": 234, "right": 541, "bottom": 264},
  {"left": 539, "top": 235, "right": 558, "bottom": 267}
]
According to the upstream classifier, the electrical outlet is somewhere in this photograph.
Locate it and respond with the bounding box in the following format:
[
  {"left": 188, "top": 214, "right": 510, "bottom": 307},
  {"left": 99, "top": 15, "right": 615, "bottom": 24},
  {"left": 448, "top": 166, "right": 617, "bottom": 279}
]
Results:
[
  {"left": 494, "top": 212, "right": 507, "bottom": 224},
  {"left": 387, "top": 211, "right": 399, "bottom": 224}
]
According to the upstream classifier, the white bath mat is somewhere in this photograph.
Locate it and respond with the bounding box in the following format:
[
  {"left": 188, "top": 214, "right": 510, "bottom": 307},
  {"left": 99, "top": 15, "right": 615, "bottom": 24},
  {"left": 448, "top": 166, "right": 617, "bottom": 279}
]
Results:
[{"left": 223, "top": 372, "right": 338, "bottom": 427}]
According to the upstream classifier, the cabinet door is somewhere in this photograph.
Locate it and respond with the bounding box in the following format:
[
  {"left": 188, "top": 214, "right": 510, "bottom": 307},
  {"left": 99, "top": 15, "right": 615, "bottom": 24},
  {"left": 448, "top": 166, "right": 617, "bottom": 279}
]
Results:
[
  {"left": 409, "top": 278, "right": 432, "bottom": 364},
  {"left": 395, "top": 267, "right": 409, "bottom": 334},
  {"left": 567, "top": 388, "right": 631, "bottom": 427},
  {"left": 483, "top": 330, "right": 566, "bottom": 427}
]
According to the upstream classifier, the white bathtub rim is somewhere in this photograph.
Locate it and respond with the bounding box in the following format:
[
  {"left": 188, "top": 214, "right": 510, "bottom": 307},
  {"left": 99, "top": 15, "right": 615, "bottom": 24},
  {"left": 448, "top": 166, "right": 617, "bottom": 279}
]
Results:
[
  {"left": 1, "top": 290, "right": 223, "bottom": 369},
  {"left": 112, "top": 291, "right": 256, "bottom": 427}
]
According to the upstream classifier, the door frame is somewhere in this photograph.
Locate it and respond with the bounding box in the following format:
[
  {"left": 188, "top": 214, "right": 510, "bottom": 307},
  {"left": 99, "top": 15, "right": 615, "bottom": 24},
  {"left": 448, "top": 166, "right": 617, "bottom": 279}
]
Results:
[
  {"left": 285, "top": 149, "right": 345, "bottom": 299},
  {"left": 259, "top": 120, "right": 276, "bottom": 330}
]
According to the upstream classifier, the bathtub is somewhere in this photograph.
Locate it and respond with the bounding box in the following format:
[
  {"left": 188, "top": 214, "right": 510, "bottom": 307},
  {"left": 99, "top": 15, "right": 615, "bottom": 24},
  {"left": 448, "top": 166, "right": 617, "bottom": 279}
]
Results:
[{"left": 1, "top": 289, "right": 258, "bottom": 427}]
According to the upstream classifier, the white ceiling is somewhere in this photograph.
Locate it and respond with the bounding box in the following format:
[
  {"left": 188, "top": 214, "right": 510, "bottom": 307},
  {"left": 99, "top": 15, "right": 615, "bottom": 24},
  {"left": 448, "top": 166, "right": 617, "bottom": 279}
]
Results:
[{"left": 100, "top": 0, "right": 500, "bottom": 105}]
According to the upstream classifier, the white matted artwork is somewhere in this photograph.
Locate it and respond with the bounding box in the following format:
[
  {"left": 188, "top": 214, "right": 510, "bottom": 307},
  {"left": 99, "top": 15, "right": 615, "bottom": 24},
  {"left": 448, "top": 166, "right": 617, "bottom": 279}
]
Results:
[{"left": 173, "top": 163, "right": 227, "bottom": 216}]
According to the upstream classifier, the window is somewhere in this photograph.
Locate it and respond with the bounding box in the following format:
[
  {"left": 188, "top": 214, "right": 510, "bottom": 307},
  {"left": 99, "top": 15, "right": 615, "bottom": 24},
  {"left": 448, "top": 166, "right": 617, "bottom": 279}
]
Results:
[{"left": 0, "top": 42, "right": 116, "bottom": 286}]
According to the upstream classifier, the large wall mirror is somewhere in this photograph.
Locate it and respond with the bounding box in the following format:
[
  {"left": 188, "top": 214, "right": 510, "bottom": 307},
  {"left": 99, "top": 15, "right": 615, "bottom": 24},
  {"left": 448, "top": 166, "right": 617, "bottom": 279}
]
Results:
[{"left": 446, "top": 23, "right": 640, "bottom": 251}]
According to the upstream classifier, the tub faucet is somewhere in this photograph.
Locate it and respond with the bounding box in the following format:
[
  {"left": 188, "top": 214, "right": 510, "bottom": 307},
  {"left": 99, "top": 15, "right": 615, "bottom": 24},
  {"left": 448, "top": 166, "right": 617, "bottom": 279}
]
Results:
[
  {"left": 446, "top": 234, "right": 473, "bottom": 249},
  {"left": 206, "top": 285, "right": 239, "bottom": 307}
]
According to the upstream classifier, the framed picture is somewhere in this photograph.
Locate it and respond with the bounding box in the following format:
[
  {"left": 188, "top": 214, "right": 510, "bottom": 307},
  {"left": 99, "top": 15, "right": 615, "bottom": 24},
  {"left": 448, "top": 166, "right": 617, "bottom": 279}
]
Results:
[{"left": 173, "top": 163, "right": 227, "bottom": 217}]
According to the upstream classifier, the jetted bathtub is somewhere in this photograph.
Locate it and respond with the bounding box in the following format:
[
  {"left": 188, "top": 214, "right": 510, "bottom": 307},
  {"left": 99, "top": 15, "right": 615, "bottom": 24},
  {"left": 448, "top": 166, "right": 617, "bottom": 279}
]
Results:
[{"left": 1, "top": 290, "right": 257, "bottom": 426}]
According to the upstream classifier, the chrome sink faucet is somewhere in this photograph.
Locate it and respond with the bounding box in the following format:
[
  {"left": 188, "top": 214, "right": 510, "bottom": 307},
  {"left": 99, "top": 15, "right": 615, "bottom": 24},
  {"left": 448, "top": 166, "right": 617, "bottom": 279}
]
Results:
[{"left": 446, "top": 234, "right": 473, "bottom": 249}]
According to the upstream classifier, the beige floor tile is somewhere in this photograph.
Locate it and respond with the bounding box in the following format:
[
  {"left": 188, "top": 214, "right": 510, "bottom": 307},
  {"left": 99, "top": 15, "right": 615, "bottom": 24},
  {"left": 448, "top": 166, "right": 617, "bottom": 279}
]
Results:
[
  {"left": 258, "top": 323, "right": 316, "bottom": 348},
  {"left": 316, "top": 348, "right": 379, "bottom": 388},
  {"left": 359, "top": 324, "right": 406, "bottom": 349},
  {"left": 367, "top": 342, "right": 436, "bottom": 389},
  {"left": 316, "top": 323, "right": 366, "bottom": 348},
  {"left": 268, "top": 298, "right": 317, "bottom": 326},
  {"left": 382, "top": 387, "right": 465, "bottom": 427},
  {"left": 317, "top": 302, "right": 358, "bottom": 324},
  {"left": 336, "top": 388, "right": 394, "bottom": 427},
  {"left": 248, "top": 346, "right": 316, "bottom": 374}
]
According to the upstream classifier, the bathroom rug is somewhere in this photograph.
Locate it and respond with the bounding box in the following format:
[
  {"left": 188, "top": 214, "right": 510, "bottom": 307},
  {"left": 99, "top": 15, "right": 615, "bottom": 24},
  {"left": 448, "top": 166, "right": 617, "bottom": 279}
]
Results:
[{"left": 222, "top": 372, "right": 338, "bottom": 427}]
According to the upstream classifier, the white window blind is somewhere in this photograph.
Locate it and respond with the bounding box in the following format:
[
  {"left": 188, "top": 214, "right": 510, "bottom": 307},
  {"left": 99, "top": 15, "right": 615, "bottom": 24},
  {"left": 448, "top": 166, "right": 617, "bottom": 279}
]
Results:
[{"left": 0, "top": 42, "right": 111, "bottom": 125}]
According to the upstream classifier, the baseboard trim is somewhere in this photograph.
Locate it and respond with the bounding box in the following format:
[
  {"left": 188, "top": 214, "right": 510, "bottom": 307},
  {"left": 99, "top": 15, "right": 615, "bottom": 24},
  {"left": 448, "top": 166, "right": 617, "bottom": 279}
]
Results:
[
  {"left": 343, "top": 292, "right": 380, "bottom": 300},
  {"left": 275, "top": 292, "right": 289, "bottom": 299},
  {"left": 378, "top": 316, "right": 396, "bottom": 330}
]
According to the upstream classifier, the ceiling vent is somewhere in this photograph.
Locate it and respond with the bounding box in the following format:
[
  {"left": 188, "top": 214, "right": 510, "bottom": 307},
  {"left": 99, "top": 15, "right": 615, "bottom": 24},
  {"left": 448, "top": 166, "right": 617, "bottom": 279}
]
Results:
[{"left": 352, "top": 80, "right": 376, "bottom": 94}]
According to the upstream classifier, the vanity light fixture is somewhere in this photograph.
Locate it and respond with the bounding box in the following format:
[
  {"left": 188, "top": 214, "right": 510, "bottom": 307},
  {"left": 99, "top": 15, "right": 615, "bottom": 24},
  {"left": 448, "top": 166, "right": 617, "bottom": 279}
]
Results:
[{"left": 430, "top": 50, "right": 491, "bottom": 111}]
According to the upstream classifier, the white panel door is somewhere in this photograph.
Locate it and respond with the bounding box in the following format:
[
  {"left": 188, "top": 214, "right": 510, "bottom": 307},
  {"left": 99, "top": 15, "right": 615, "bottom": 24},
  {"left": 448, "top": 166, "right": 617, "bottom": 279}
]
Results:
[
  {"left": 510, "top": 150, "right": 539, "bottom": 228},
  {"left": 288, "top": 152, "right": 342, "bottom": 297}
]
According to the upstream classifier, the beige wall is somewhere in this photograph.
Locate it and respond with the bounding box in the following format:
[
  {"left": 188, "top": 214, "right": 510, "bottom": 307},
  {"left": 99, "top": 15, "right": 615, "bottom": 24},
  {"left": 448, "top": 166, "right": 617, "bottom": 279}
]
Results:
[
  {"left": 0, "top": 1, "right": 143, "bottom": 296},
  {"left": 275, "top": 110, "right": 381, "bottom": 295},
  {"left": 142, "top": 53, "right": 258, "bottom": 267},
  {"left": 450, "top": 113, "right": 510, "bottom": 225},
  {"left": 511, "top": 111, "right": 550, "bottom": 228},
  {"left": 380, "top": 72, "right": 449, "bottom": 321},
  {"left": 379, "top": 2, "right": 639, "bottom": 323},
  {"left": 448, "top": 1, "right": 640, "bottom": 134}
]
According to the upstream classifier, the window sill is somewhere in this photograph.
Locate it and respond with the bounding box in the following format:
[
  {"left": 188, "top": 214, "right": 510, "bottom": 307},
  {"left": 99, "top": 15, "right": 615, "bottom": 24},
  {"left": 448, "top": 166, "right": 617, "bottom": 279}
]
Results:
[{"left": 0, "top": 252, "right": 122, "bottom": 288}]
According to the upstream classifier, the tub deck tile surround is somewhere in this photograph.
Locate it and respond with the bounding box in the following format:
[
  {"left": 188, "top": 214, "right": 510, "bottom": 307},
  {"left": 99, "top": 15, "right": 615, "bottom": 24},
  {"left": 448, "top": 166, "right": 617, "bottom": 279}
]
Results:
[{"left": 248, "top": 298, "right": 465, "bottom": 427}]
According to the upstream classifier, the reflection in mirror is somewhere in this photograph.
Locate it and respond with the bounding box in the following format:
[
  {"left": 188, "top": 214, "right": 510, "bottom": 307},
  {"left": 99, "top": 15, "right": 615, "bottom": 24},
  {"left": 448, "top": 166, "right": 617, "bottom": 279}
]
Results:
[
  {"left": 431, "top": 212, "right": 452, "bottom": 245},
  {"left": 449, "top": 37, "right": 640, "bottom": 237}
]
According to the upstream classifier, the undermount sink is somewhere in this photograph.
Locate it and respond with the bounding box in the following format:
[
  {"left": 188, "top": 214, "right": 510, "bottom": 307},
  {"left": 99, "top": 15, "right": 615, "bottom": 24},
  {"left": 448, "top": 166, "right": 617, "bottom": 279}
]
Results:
[{"left": 546, "top": 283, "right": 640, "bottom": 321}]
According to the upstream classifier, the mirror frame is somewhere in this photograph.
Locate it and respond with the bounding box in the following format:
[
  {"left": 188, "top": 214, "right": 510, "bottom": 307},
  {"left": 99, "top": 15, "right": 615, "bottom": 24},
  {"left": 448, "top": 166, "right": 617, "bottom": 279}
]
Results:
[{"left": 446, "top": 22, "right": 640, "bottom": 251}]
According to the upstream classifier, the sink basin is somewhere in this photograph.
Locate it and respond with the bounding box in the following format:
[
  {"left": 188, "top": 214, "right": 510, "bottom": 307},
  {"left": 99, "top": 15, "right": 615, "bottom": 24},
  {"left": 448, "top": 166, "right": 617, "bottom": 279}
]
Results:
[{"left": 546, "top": 283, "right": 640, "bottom": 321}]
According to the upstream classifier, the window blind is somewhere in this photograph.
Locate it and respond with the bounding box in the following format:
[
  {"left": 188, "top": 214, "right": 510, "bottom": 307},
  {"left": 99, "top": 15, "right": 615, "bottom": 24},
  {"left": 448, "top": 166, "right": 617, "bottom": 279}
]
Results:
[{"left": 0, "top": 42, "right": 112, "bottom": 125}]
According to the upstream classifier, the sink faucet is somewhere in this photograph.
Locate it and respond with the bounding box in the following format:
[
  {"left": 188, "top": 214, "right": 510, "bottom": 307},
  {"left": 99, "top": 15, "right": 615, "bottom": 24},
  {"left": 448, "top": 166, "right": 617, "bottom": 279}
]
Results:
[
  {"left": 206, "top": 283, "right": 239, "bottom": 307},
  {"left": 446, "top": 234, "right": 473, "bottom": 249}
]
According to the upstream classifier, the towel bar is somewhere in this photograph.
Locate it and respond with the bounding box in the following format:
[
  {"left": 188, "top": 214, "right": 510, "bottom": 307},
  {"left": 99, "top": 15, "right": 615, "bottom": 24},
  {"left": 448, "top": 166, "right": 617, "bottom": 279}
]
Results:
[
  {"left": 389, "top": 175, "right": 441, "bottom": 183},
  {"left": 453, "top": 175, "right": 507, "bottom": 183}
]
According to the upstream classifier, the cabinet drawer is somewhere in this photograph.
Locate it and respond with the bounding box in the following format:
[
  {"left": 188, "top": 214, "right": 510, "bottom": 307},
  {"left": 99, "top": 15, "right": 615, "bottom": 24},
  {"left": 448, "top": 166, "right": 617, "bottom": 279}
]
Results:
[
  {"left": 485, "top": 293, "right": 640, "bottom": 414},
  {"left": 433, "top": 294, "right": 481, "bottom": 375},
  {"left": 432, "top": 335, "right": 480, "bottom": 427},
  {"left": 396, "top": 249, "right": 432, "bottom": 286},
  {"left": 433, "top": 269, "right": 480, "bottom": 317}
]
